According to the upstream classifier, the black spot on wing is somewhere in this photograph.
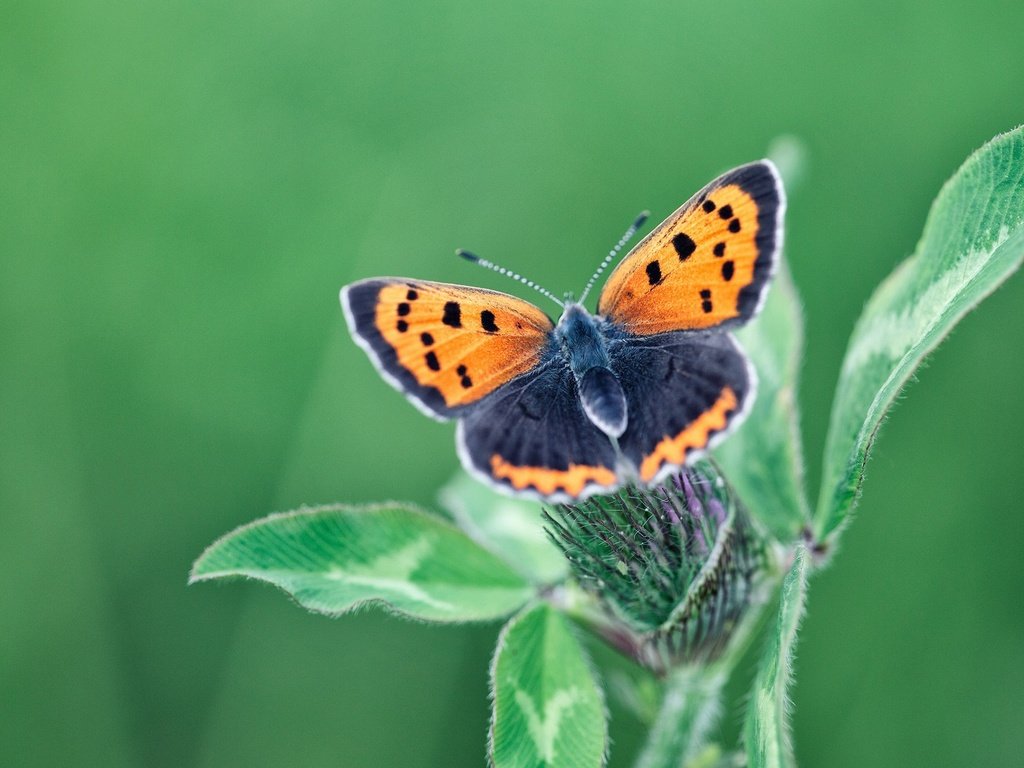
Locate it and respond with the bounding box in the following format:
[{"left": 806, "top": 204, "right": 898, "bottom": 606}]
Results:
[
  {"left": 722, "top": 261, "right": 735, "bottom": 281},
  {"left": 713, "top": 242, "right": 726, "bottom": 257},
  {"left": 442, "top": 301, "right": 462, "bottom": 328},
  {"left": 420, "top": 332, "right": 434, "bottom": 346},
  {"left": 673, "top": 233, "right": 696, "bottom": 260},
  {"left": 425, "top": 351, "right": 440, "bottom": 371},
  {"left": 646, "top": 260, "right": 663, "bottom": 286},
  {"left": 702, "top": 199, "right": 716, "bottom": 213},
  {"left": 729, "top": 219, "right": 741, "bottom": 233},
  {"left": 397, "top": 302, "right": 411, "bottom": 316},
  {"left": 699, "top": 289, "right": 713, "bottom": 314},
  {"left": 481, "top": 310, "right": 499, "bottom": 333},
  {"left": 518, "top": 401, "right": 541, "bottom": 420},
  {"left": 662, "top": 356, "right": 677, "bottom": 383},
  {"left": 718, "top": 204, "right": 733, "bottom": 219},
  {"left": 397, "top": 320, "right": 408, "bottom": 332}
]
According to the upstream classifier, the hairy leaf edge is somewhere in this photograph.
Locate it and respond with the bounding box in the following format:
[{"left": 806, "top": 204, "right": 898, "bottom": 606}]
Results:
[
  {"left": 488, "top": 603, "right": 610, "bottom": 768},
  {"left": 189, "top": 502, "right": 533, "bottom": 624}
]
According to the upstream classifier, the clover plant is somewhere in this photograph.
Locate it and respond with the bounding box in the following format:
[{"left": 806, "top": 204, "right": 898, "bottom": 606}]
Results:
[{"left": 192, "top": 126, "right": 1024, "bottom": 768}]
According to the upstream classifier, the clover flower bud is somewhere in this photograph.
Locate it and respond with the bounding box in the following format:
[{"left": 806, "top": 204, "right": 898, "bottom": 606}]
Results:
[{"left": 544, "top": 460, "right": 769, "bottom": 673}]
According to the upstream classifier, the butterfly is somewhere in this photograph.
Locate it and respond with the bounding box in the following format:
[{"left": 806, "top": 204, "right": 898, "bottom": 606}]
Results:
[{"left": 341, "top": 160, "right": 784, "bottom": 502}]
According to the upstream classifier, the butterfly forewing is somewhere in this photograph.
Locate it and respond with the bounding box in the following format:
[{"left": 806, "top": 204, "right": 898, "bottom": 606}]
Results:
[
  {"left": 343, "top": 279, "right": 554, "bottom": 419},
  {"left": 598, "top": 161, "right": 784, "bottom": 334}
]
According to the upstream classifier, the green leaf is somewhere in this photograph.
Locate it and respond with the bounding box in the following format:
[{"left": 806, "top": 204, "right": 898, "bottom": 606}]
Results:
[
  {"left": 190, "top": 503, "right": 534, "bottom": 623},
  {"left": 744, "top": 545, "right": 809, "bottom": 768},
  {"left": 815, "top": 127, "right": 1024, "bottom": 540},
  {"left": 438, "top": 471, "right": 568, "bottom": 584},
  {"left": 716, "top": 259, "right": 811, "bottom": 542},
  {"left": 491, "top": 603, "right": 607, "bottom": 768}
]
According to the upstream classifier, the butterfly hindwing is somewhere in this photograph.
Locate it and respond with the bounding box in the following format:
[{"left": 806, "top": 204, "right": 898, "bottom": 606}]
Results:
[
  {"left": 609, "top": 331, "right": 753, "bottom": 484},
  {"left": 598, "top": 161, "right": 784, "bottom": 334},
  {"left": 457, "top": 359, "right": 619, "bottom": 501},
  {"left": 343, "top": 279, "right": 554, "bottom": 419}
]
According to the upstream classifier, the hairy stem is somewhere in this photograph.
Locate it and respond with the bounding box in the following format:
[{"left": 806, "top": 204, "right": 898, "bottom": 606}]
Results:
[
  {"left": 633, "top": 664, "right": 727, "bottom": 768},
  {"left": 633, "top": 572, "right": 780, "bottom": 768}
]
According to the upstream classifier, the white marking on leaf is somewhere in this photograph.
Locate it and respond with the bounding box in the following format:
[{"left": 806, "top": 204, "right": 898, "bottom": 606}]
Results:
[
  {"left": 514, "top": 686, "right": 583, "bottom": 763},
  {"left": 325, "top": 536, "right": 455, "bottom": 612},
  {"left": 842, "top": 226, "right": 1012, "bottom": 375}
]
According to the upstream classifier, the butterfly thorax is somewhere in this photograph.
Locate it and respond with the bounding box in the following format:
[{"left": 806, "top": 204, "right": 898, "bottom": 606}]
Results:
[
  {"left": 554, "top": 303, "right": 628, "bottom": 439},
  {"left": 554, "top": 304, "right": 610, "bottom": 375}
]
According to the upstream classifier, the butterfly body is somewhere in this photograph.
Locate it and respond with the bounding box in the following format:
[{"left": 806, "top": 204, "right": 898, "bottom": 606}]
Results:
[
  {"left": 342, "top": 161, "right": 784, "bottom": 501},
  {"left": 552, "top": 303, "right": 628, "bottom": 438}
]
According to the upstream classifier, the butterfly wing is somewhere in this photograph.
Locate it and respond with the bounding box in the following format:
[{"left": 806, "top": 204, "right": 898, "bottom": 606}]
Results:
[
  {"left": 609, "top": 331, "right": 753, "bottom": 484},
  {"left": 342, "top": 279, "right": 554, "bottom": 419},
  {"left": 598, "top": 161, "right": 784, "bottom": 334},
  {"left": 456, "top": 358, "right": 620, "bottom": 501}
]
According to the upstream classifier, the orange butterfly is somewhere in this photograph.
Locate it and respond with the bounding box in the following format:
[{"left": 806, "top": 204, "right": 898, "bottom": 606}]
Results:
[{"left": 342, "top": 161, "right": 784, "bottom": 501}]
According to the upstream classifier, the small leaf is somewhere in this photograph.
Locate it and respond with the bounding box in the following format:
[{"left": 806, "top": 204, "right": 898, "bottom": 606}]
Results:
[
  {"left": 744, "top": 545, "right": 809, "bottom": 768},
  {"left": 190, "top": 503, "right": 533, "bottom": 623},
  {"left": 491, "top": 603, "right": 607, "bottom": 768},
  {"left": 716, "top": 259, "right": 811, "bottom": 541},
  {"left": 816, "top": 126, "right": 1024, "bottom": 540},
  {"left": 439, "top": 471, "right": 567, "bottom": 584}
]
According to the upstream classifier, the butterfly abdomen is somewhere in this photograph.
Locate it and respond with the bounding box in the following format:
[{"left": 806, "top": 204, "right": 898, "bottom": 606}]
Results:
[
  {"left": 578, "top": 366, "right": 627, "bottom": 438},
  {"left": 555, "top": 304, "right": 628, "bottom": 438}
]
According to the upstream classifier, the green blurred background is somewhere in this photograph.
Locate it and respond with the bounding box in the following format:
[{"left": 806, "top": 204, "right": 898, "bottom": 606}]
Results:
[{"left": 3, "top": 0, "right": 1023, "bottom": 766}]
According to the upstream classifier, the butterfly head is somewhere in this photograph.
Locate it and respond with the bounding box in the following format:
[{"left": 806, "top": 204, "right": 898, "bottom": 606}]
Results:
[{"left": 553, "top": 302, "right": 599, "bottom": 351}]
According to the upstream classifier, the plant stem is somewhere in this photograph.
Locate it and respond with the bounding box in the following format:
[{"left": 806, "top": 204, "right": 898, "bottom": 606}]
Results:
[
  {"left": 633, "top": 664, "right": 728, "bottom": 768},
  {"left": 632, "top": 567, "right": 783, "bottom": 768}
]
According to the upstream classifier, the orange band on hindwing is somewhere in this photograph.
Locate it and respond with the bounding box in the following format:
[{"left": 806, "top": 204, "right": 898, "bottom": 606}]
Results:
[
  {"left": 489, "top": 455, "right": 617, "bottom": 497},
  {"left": 638, "top": 387, "right": 738, "bottom": 482}
]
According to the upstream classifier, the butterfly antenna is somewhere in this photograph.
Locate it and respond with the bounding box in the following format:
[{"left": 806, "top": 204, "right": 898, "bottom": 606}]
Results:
[
  {"left": 457, "top": 249, "right": 565, "bottom": 309},
  {"left": 577, "top": 211, "right": 649, "bottom": 306}
]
